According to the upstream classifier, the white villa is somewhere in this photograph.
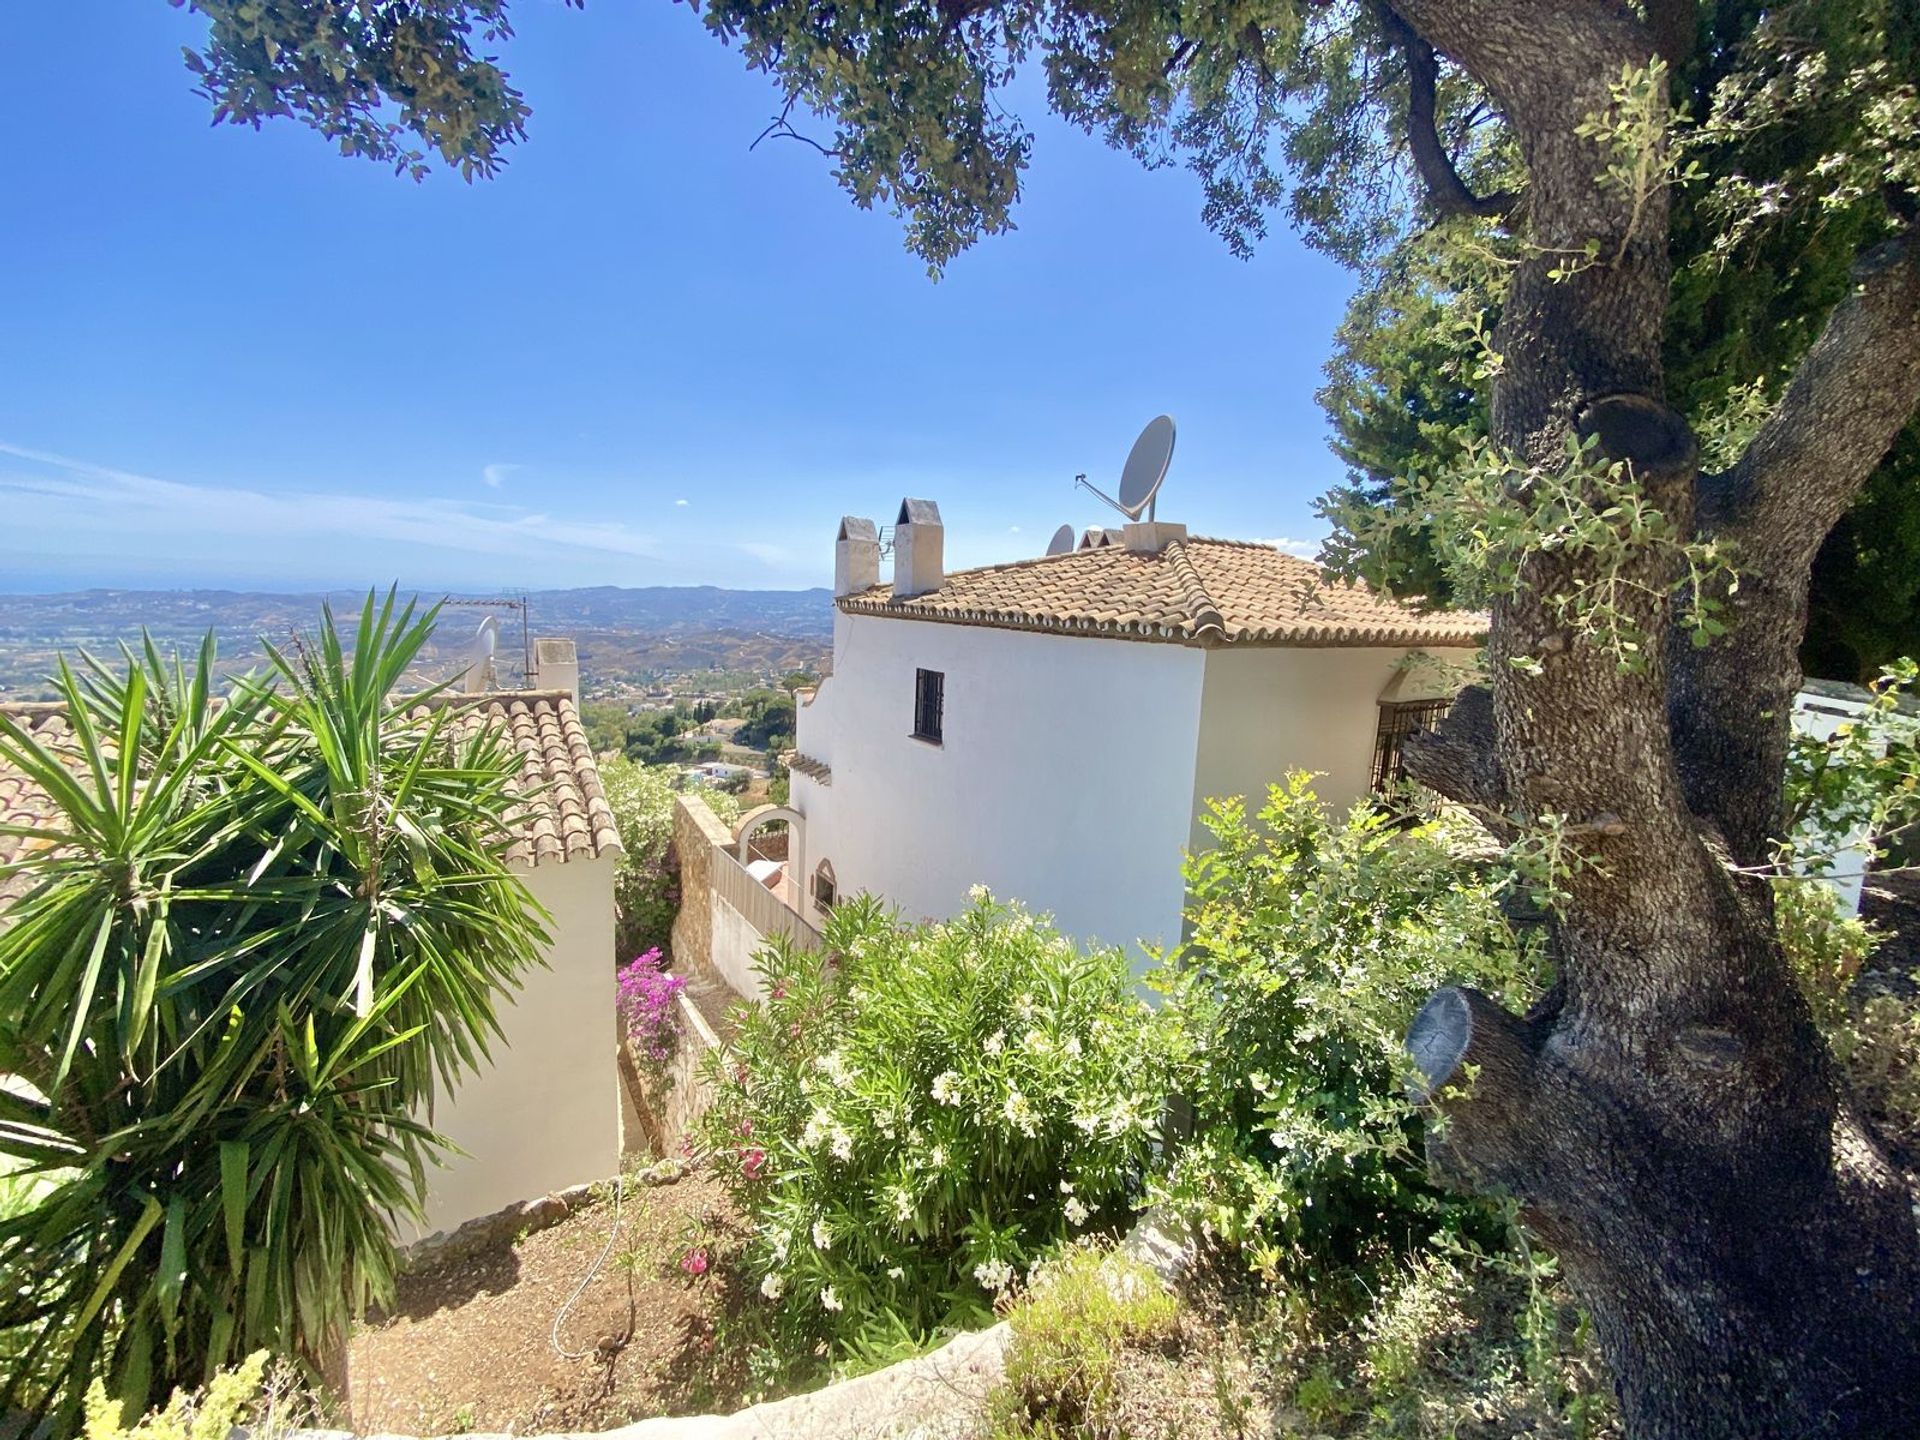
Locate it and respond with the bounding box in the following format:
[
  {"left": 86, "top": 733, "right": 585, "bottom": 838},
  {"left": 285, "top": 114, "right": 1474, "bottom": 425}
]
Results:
[{"left": 783, "top": 502, "right": 1485, "bottom": 960}]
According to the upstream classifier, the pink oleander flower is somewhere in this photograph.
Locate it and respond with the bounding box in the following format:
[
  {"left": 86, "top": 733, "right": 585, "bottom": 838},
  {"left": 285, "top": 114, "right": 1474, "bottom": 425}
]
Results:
[
  {"left": 742, "top": 1147, "right": 767, "bottom": 1180},
  {"left": 681, "top": 1248, "right": 710, "bottom": 1276}
]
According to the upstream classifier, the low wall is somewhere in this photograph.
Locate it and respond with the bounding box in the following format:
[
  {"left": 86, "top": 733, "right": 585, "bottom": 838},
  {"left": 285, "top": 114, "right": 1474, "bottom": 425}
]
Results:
[
  {"left": 671, "top": 794, "right": 821, "bottom": 1004},
  {"left": 627, "top": 988, "right": 724, "bottom": 1156}
]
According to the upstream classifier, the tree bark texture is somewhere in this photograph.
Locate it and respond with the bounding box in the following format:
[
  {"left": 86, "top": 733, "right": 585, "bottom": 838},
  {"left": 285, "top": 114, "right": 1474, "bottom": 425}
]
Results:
[{"left": 1385, "top": 2, "right": 1920, "bottom": 1433}]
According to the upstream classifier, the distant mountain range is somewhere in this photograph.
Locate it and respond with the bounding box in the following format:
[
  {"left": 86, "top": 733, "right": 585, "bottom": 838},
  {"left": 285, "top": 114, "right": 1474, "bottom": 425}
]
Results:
[{"left": 0, "top": 585, "right": 835, "bottom": 700}]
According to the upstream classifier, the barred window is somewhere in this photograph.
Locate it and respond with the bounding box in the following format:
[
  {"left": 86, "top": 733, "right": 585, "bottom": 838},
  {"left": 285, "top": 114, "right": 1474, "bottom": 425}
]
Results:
[
  {"left": 1371, "top": 699, "right": 1450, "bottom": 793},
  {"left": 912, "top": 668, "right": 945, "bottom": 744}
]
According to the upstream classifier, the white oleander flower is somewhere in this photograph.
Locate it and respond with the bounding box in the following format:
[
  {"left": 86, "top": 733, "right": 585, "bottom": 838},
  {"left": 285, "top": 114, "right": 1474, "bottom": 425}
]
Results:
[
  {"left": 820, "top": 1285, "right": 843, "bottom": 1312},
  {"left": 887, "top": 1265, "right": 906, "bottom": 1280},
  {"left": 801, "top": 1106, "right": 832, "bottom": 1149},
  {"left": 931, "top": 1070, "right": 963, "bottom": 1106},
  {"left": 761, "top": 1272, "right": 785, "bottom": 1300},
  {"left": 1014, "top": 992, "right": 1035, "bottom": 1020},
  {"left": 967, "top": 883, "right": 990, "bottom": 902},
  {"left": 1063, "top": 1035, "right": 1083, "bottom": 1058},
  {"left": 983, "top": 1029, "right": 1006, "bottom": 1056},
  {"left": 1064, "top": 1197, "right": 1090, "bottom": 1227},
  {"left": 929, "top": 1144, "right": 949, "bottom": 1168},
  {"left": 830, "top": 1126, "right": 855, "bottom": 1162},
  {"left": 1003, "top": 1089, "right": 1040, "bottom": 1138},
  {"left": 813, "top": 1218, "right": 834, "bottom": 1251},
  {"left": 1022, "top": 1027, "right": 1049, "bottom": 1054},
  {"left": 973, "top": 1258, "right": 1015, "bottom": 1294}
]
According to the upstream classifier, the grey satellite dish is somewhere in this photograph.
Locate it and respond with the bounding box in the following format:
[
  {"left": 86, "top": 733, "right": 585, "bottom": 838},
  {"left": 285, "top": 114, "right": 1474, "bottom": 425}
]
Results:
[
  {"left": 460, "top": 615, "right": 499, "bottom": 693},
  {"left": 1046, "top": 523, "right": 1075, "bottom": 556},
  {"left": 1076, "top": 414, "right": 1176, "bottom": 522}
]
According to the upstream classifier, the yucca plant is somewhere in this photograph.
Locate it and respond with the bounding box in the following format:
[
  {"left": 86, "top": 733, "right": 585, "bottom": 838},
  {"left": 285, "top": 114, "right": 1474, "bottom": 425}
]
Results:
[{"left": 0, "top": 593, "right": 549, "bottom": 1427}]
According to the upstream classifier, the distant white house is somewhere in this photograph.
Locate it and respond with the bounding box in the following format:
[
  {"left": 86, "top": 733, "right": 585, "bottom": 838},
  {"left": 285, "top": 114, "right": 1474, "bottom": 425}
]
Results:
[{"left": 785, "top": 502, "right": 1484, "bottom": 960}]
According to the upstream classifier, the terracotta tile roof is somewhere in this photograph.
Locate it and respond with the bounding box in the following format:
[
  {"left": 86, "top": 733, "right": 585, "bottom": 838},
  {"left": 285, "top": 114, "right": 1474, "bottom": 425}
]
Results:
[
  {"left": 0, "top": 704, "right": 70, "bottom": 906},
  {"left": 407, "top": 691, "right": 622, "bottom": 867},
  {"left": 0, "top": 692, "right": 618, "bottom": 907},
  {"left": 837, "top": 537, "right": 1486, "bottom": 648}
]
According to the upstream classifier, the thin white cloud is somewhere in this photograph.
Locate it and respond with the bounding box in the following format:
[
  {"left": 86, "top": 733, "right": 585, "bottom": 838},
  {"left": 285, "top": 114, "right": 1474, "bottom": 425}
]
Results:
[
  {"left": 1007, "top": 525, "right": 1022, "bottom": 533},
  {"left": 738, "top": 541, "right": 791, "bottom": 567},
  {"left": 0, "top": 441, "right": 664, "bottom": 569},
  {"left": 481, "top": 462, "right": 520, "bottom": 489},
  {"left": 1250, "top": 535, "right": 1323, "bottom": 559},
  {"left": 675, "top": 498, "right": 690, "bottom": 507}
]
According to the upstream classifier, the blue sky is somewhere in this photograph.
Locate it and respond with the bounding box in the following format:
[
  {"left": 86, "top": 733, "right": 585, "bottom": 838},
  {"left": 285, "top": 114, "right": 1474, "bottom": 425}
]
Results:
[{"left": 0, "top": 1, "right": 1357, "bottom": 593}]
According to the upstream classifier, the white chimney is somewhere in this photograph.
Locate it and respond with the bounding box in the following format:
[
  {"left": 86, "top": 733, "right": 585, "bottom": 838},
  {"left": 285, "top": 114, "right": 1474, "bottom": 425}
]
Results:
[
  {"left": 892, "top": 499, "right": 944, "bottom": 599},
  {"left": 1122, "top": 520, "right": 1188, "bottom": 554},
  {"left": 835, "top": 516, "right": 881, "bottom": 598},
  {"left": 530, "top": 636, "right": 580, "bottom": 706}
]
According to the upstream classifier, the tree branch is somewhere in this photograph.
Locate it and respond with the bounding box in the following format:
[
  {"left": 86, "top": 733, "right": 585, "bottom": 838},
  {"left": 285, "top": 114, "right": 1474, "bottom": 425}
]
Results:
[
  {"left": 1401, "top": 684, "right": 1508, "bottom": 818},
  {"left": 1379, "top": 3, "right": 1517, "bottom": 220},
  {"left": 1709, "top": 230, "right": 1920, "bottom": 579},
  {"left": 1675, "top": 228, "right": 1920, "bottom": 863}
]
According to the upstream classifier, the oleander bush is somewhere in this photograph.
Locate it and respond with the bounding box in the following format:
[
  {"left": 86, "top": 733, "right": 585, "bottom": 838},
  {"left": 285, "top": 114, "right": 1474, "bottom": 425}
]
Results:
[{"left": 698, "top": 892, "right": 1167, "bottom": 1381}]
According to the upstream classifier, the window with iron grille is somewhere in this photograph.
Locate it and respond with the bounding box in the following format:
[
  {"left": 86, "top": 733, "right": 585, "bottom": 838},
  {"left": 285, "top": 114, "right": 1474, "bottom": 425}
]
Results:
[
  {"left": 912, "top": 668, "right": 944, "bottom": 744},
  {"left": 1372, "top": 699, "right": 1450, "bottom": 793}
]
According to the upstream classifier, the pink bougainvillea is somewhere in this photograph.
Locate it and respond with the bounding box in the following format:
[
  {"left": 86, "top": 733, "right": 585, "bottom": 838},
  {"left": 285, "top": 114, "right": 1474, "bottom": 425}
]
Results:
[{"left": 617, "top": 948, "right": 686, "bottom": 1066}]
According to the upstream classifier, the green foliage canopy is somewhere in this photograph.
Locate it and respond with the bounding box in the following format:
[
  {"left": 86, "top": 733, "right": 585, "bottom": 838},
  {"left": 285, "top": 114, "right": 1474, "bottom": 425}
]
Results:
[
  {"left": 598, "top": 752, "right": 739, "bottom": 959},
  {"left": 1151, "top": 774, "right": 1545, "bottom": 1282},
  {"left": 1316, "top": 0, "right": 1920, "bottom": 680}
]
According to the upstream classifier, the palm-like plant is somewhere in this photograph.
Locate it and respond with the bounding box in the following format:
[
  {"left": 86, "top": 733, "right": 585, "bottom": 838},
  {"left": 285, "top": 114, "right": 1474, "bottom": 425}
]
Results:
[{"left": 0, "top": 593, "right": 548, "bottom": 1426}]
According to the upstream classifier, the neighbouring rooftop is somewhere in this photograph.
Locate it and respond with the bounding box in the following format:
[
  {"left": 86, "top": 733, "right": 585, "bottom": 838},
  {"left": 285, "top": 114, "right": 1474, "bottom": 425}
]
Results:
[
  {"left": 0, "top": 690, "right": 619, "bottom": 907},
  {"left": 838, "top": 536, "right": 1486, "bottom": 648}
]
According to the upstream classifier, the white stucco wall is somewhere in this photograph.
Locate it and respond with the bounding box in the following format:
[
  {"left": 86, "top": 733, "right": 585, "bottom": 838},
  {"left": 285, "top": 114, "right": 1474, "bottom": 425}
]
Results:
[
  {"left": 411, "top": 852, "right": 623, "bottom": 1238},
  {"left": 795, "top": 613, "right": 1206, "bottom": 958},
  {"left": 1187, "top": 646, "right": 1480, "bottom": 846}
]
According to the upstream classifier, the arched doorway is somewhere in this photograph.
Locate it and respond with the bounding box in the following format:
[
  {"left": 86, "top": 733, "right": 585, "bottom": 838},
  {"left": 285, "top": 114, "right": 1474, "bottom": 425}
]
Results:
[{"left": 733, "top": 804, "right": 806, "bottom": 909}]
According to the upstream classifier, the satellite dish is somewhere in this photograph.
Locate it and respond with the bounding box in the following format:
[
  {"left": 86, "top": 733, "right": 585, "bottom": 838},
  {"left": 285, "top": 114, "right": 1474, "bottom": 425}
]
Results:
[
  {"left": 1046, "top": 523, "right": 1075, "bottom": 556},
  {"left": 460, "top": 615, "right": 500, "bottom": 693},
  {"left": 1076, "top": 415, "right": 1176, "bottom": 522}
]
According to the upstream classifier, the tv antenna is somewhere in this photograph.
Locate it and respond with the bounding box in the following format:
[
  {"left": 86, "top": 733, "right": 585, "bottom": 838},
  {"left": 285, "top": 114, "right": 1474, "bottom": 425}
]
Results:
[
  {"left": 1075, "top": 415, "right": 1176, "bottom": 523},
  {"left": 1045, "top": 523, "right": 1076, "bottom": 556}
]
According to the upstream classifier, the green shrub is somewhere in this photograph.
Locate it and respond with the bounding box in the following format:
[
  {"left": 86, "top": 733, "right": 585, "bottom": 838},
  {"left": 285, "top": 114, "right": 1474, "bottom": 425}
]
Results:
[
  {"left": 1777, "top": 877, "right": 1920, "bottom": 1164},
  {"left": 698, "top": 892, "right": 1167, "bottom": 1379},
  {"left": 0, "top": 597, "right": 548, "bottom": 1425},
  {"left": 988, "top": 1245, "right": 1179, "bottom": 1440},
  {"left": 599, "top": 754, "right": 738, "bottom": 960},
  {"left": 1149, "top": 774, "right": 1545, "bottom": 1281}
]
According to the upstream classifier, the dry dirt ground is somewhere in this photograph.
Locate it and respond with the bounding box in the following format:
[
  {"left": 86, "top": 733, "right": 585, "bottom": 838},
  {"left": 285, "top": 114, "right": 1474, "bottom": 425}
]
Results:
[{"left": 348, "top": 1169, "right": 752, "bottom": 1436}]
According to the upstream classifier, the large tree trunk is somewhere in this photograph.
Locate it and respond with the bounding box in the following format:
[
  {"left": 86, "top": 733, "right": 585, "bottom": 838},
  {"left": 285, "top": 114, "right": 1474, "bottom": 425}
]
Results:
[{"left": 1386, "top": 2, "right": 1920, "bottom": 1433}]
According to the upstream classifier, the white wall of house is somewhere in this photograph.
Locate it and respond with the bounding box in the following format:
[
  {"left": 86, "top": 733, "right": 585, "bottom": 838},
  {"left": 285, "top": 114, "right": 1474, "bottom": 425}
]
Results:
[
  {"left": 411, "top": 851, "right": 623, "bottom": 1238},
  {"left": 796, "top": 613, "right": 1206, "bottom": 957},
  {"left": 1187, "top": 645, "right": 1480, "bottom": 846}
]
